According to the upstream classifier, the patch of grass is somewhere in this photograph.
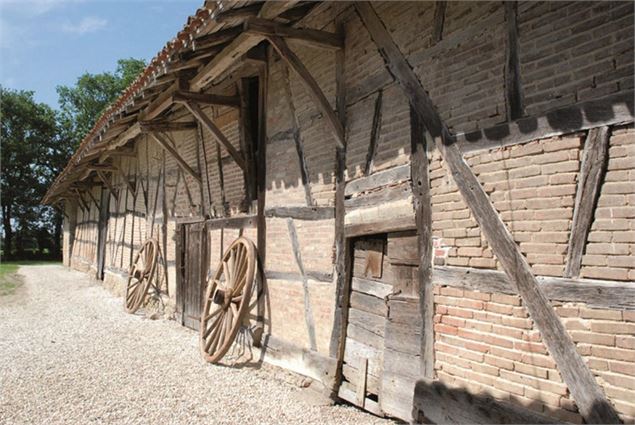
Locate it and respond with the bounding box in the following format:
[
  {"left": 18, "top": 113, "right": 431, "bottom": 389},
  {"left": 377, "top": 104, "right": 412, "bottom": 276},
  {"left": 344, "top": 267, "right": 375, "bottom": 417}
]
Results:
[{"left": 0, "top": 260, "right": 60, "bottom": 296}]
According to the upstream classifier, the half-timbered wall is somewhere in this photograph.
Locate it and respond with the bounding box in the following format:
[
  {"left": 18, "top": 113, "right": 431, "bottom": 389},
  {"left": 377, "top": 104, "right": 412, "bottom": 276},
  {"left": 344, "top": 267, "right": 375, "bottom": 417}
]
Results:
[{"left": 60, "top": 1, "right": 634, "bottom": 423}]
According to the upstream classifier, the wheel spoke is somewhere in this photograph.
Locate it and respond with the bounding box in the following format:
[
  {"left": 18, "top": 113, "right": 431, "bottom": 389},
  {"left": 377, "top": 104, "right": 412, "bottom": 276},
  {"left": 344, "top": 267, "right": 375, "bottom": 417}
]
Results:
[
  {"left": 203, "top": 305, "right": 222, "bottom": 322},
  {"left": 203, "top": 310, "right": 224, "bottom": 340}
]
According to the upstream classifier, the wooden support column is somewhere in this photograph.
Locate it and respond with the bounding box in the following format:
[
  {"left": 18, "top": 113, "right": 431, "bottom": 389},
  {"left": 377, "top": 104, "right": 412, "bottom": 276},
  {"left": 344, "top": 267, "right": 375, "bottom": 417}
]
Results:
[
  {"left": 148, "top": 132, "right": 202, "bottom": 185},
  {"left": 364, "top": 89, "right": 383, "bottom": 175},
  {"left": 565, "top": 127, "right": 610, "bottom": 278},
  {"left": 198, "top": 123, "right": 215, "bottom": 215},
  {"left": 267, "top": 36, "right": 345, "bottom": 149},
  {"left": 184, "top": 101, "right": 247, "bottom": 171},
  {"left": 504, "top": 1, "right": 523, "bottom": 120},
  {"left": 329, "top": 20, "right": 349, "bottom": 367},
  {"left": 281, "top": 63, "right": 313, "bottom": 206},
  {"left": 238, "top": 78, "right": 257, "bottom": 209},
  {"left": 216, "top": 143, "right": 228, "bottom": 216},
  {"left": 410, "top": 106, "right": 434, "bottom": 379},
  {"left": 355, "top": 3, "right": 620, "bottom": 423},
  {"left": 432, "top": 1, "right": 446, "bottom": 43}
]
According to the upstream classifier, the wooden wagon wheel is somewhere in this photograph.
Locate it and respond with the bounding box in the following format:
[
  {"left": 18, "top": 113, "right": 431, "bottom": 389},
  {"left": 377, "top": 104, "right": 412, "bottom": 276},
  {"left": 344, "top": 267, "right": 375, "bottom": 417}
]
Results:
[
  {"left": 200, "top": 237, "right": 256, "bottom": 363},
  {"left": 124, "top": 238, "right": 159, "bottom": 314}
]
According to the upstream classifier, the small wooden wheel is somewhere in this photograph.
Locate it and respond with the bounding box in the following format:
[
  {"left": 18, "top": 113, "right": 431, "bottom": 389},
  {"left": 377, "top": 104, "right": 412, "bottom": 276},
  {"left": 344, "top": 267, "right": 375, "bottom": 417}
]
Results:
[
  {"left": 125, "top": 238, "right": 159, "bottom": 314},
  {"left": 200, "top": 237, "right": 256, "bottom": 363}
]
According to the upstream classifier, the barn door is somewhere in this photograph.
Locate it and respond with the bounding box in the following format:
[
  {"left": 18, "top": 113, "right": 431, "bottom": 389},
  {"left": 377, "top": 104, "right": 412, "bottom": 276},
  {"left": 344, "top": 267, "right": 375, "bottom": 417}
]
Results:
[
  {"left": 338, "top": 236, "right": 391, "bottom": 416},
  {"left": 95, "top": 187, "right": 110, "bottom": 280},
  {"left": 179, "top": 221, "right": 208, "bottom": 330}
]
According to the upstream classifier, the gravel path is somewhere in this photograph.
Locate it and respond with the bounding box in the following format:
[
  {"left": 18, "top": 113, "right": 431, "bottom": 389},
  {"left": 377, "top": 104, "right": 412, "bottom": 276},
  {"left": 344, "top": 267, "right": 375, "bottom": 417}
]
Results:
[{"left": 0, "top": 265, "right": 391, "bottom": 425}]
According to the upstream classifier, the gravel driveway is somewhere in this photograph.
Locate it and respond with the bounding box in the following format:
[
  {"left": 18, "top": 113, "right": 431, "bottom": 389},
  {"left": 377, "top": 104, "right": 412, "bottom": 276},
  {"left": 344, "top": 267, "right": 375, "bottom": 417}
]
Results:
[{"left": 0, "top": 265, "right": 391, "bottom": 425}]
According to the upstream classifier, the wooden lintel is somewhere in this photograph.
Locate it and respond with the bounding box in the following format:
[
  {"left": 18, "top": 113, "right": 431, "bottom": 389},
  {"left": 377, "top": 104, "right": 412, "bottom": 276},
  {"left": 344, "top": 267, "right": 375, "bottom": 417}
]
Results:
[
  {"left": 355, "top": 3, "right": 621, "bottom": 423},
  {"left": 264, "top": 206, "right": 334, "bottom": 221},
  {"left": 172, "top": 90, "right": 240, "bottom": 107},
  {"left": 268, "top": 35, "right": 345, "bottom": 149},
  {"left": 97, "top": 171, "right": 118, "bottom": 201},
  {"left": 139, "top": 120, "right": 198, "bottom": 133},
  {"left": 148, "top": 132, "right": 202, "bottom": 185},
  {"left": 564, "top": 127, "right": 610, "bottom": 278},
  {"left": 183, "top": 101, "right": 247, "bottom": 171},
  {"left": 245, "top": 17, "right": 343, "bottom": 50}
]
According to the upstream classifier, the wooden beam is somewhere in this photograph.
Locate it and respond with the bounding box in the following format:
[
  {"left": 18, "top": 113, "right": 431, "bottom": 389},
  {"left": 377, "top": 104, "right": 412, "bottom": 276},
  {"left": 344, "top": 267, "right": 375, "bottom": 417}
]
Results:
[
  {"left": 88, "top": 165, "right": 117, "bottom": 172},
  {"left": 97, "top": 171, "right": 118, "bottom": 201},
  {"left": 105, "top": 122, "right": 141, "bottom": 152},
  {"left": 565, "top": 126, "right": 610, "bottom": 278},
  {"left": 190, "top": 33, "right": 265, "bottom": 91},
  {"left": 192, "top": 26, "right": 243, "bottom": 51},
  {"left": 458, "top": 91, "right": 633, "bottom": 154},
  {"left": 355, "top": 3, "right": 621, "bottom": 423},
  {"left": 205, "top": 215, "right": 257, "bottom": 230},
  {"left": 139, "top": 81, "right": 179, "bottom": 121},
  {"left": 264, "top": 206, "right": 334, "bottom": 220},
  {"left": 215, "top": 142, "right": 228, "bottom": 216},
  {"left": 183, "top": 101, "right": 247, "bottom": 171},
  {"left": 113, "top": 164, "right": 136, "bottom": 195},
  {"left": 504, "top": 1, "right": 523, "bottom": 120},
  {"left": 280, "top": 63, "right": 313, "bottom": 206},
  {"left": 268, "top": 36, "right": 345, "bottom": 149},
  {"left": 139, "top": 120, "right": 198, "bottom": 133},
  {"left": 148, "top": 132, "right": 202, "bottom": 185},
  {"left": 245, "top": 17, "right": 343, "bottom": 50},
  {"left": 432, "top": 1, "right": 446, "bottom": 43},
  {"left": 258, "top": 0, "right": 300, "bottom": 19},
  {"left": 74, "top": 189, "right": 90, "bottom": 212},
  {"left": 172, "top": 90, "right": 241, "bottom": 107},
  {"left": 364, "top": 89, "right": 383, "bottom": 175},
  {"left": 238, "top": 78, "right": 256, "bottom": 207},
  {"left": 214, "top": 3, "right": 262, "bottom": 23},
  {"left": 410, "top": 106, "right": 434, "bottom": 379}
]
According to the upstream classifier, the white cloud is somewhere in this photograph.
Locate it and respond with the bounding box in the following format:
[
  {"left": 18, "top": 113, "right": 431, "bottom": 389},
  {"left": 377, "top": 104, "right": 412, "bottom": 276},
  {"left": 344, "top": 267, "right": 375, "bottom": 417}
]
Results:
[
  {"left": 60, "top": 16, "right": 108, "bottom": 35},
  {"left": 1, "top": 0, "right": 85, "bottom": 16}
]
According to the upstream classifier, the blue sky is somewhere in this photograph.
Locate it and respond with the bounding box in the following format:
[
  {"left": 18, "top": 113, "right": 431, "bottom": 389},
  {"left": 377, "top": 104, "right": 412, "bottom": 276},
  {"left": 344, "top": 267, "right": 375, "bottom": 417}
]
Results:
[{"left": 0, "top": 0, "right": 201, "bottom": 109}]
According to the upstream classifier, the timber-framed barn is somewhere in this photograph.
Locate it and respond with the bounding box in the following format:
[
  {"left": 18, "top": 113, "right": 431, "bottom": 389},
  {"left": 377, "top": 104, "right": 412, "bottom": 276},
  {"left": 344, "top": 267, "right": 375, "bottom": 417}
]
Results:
[{"left": 43, "top": 1, "right": 635, "bottom": 423}]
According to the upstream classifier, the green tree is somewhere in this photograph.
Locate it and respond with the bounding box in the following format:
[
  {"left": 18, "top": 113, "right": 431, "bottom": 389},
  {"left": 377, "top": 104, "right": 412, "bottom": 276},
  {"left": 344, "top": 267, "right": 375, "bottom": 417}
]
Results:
[
  {"left": 0, "top": 87, "right": 57, "bottom": 259},
  {"left": 56, "top": 58, "right": 146, "bottom": 146}
]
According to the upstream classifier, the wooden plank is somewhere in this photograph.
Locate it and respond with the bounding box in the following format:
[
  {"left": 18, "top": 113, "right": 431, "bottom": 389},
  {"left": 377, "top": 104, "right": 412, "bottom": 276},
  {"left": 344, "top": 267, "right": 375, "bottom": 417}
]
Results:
[
  {"left": 384, "top": 318, "right": 420, "bottom": 356},
  {"left": 148, "top": 132, "right": 202, "bottom": 185},
  {"left": 351, "top": 277, "right": 392, "bottom": 299},
  {"left": 434, "top": 265, "right": 635, "bottom": 310},
  {"left": 268, "top": 35, "right": 345, "bottom": 149},
  {"left": 245, "top": 17, "right": 343, "bottom": 50},
  {"left": 139, "top": 120, "right": 198, "bottom": 133},
  {"left": 338, "top": 382, "right": 383, "bottom": 417},
  {"left": 388, "top": 296, "right": 422, "bottom": 327},
  {"left": 504, "top": 1, "right": 523, "bottom": 120},
  {"left": 346, "top": 322, "right": 384, "bottom": 351},
  {"left": 432, "top": 1, "right": 447, "bottom": 43},
  {"left": 356, "top": 3, "right": 621, "bottom": 422},
  {"left": 139, "top": 81, "right": 179, "bottom": 121},
  {"left": 190, "top": 33, "right": 264, "bottom": 91},
  {"left": 280, "top": 63, "right": 313, "bottom": 206},
  {"left": 265, "top": 270, "right": 332, "bottom": 283},
  {"left": 264, "top": 206, "right": 334, "bottom": 220},
  {"left": 387, "top": 231, "right": 418, "bottom": 266},
  {"left": 206, "top": 215, "right": 257, "bottom": 230},
  {"left": 343, "top": 338, "right": 382, "bottom": 377},
  {"left": 345, "top": 214, "right": 416, "bottom": 238},
  {"left": 214, "top": 3, "right": 261, "bottom": 23},
  {"left": 345, "top": 164, "right": 410, "bottom": 196},
  {"left": 342, "top": 364, "right": 380, "bottom": 396},
  {"left": 287, "top": 218, "right": 317, "bottom": 351},
  {"left": 413, "top": 379, "right": 559, "bottom": 424},
  {"left": 458, "top": 91, "right": 633, "bottom": 154},
  {"left": 184, "top": 101, "right": 247, "bottom": 171},
  {"left": 348, "top": 308, "right": 385, "bottom": 338},
  {"left": 350, "top": 291, "right": 388, "bottom": 316},
  {"left": 355, "top": 358, "right": 368, "bottom": 407},
  {"left": 381, "top": 370, "right": 417, "bottom": 421},
  {"left": 344, "top": 180, "right": 410, "bottom": 209},
  {"left": 565, "top": 127, "right": 609, "bottom": 278},
  {"left": 173, "top": 90, "right": 240, "bottom": 107},
  {"left": 258, "top": 0, "right": 300, "bottom": 19},
  {"left": 410, "top": 105, "right": 434, "bottom": 379},
  {"left": 364, "top": 90, "right": 383, "bottom": 175}
]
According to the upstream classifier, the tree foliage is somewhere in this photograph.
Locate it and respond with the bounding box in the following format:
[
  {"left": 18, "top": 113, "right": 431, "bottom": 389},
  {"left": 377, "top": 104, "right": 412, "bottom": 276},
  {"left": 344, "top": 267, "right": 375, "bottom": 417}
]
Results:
[{"left": 1, "top": 57, "right": 146, "bottom": 259}]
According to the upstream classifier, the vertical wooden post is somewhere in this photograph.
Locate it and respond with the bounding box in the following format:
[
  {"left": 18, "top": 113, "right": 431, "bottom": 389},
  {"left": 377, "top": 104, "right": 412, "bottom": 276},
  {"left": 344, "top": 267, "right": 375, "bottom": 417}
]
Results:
[
  {"left": 239, "top": 78, "right": 257, "bottom": 211},
  {"left": 364, "top": 89, "right": 383, "bottom": 176},
  {"left": 565, "top": 127, "right": 610, "bottom": 278},
  {"left": 432, "top": 1, "right": 447, "bottom": 43},
  {"left": 410, "top": 106, "right": 434, "bottom": 379},
  {"left": 504, "top": 1, "right": 523, "bottom": 120}
]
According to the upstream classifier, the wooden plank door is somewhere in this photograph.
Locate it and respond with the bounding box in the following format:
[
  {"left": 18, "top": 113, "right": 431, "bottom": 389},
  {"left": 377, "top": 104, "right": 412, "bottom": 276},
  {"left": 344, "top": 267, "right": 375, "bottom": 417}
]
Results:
[
  {"left": 338, "top": 236, "right": 390, "bottom": 416},
  {"left": 181, "top": 221, "right": 208, "bottom": 331}
]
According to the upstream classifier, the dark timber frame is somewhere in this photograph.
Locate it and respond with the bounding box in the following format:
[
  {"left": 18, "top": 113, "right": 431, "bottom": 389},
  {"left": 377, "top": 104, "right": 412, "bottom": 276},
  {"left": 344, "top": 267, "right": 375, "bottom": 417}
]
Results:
[{"left": 354, "top": 2, "right": 621, "bottom": 423}]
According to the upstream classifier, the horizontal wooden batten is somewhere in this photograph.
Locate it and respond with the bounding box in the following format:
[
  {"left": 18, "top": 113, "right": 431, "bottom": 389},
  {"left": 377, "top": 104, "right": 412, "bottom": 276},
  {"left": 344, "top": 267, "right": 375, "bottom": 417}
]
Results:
[
  {"left": 205, "top": 215, "right": 257, "bottom": 230},
  {"left": 264, "top": 206, "right": 334, "bottom": 220},
  {"left": 458, "top": 91, "right": 634, "bottom": 154},
  {"left": 345, "top": 164, "right": 410, "bottom": 197},
  {"left": 344, "top": 181, "right": 411, "bottom": 210},
  {"left": 265, "top": 270, "right": 332, "bottom": 283},
  {"left": 434, "top": 266, "right": 635, "bottom": 310}
]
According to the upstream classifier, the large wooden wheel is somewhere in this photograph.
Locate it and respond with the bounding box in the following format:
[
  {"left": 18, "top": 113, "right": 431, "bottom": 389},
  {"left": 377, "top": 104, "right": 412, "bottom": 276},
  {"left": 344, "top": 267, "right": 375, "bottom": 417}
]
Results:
[
  {"left": 200, "top": 237, "right": 256, "bottom": 363},
  {"left": 125, "top": 238, "right": 159, "bottom": 314}
]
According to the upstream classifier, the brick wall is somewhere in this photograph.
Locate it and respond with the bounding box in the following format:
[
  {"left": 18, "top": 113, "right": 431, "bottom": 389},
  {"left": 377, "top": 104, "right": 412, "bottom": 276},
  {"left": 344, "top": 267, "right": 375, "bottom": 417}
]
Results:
[
  {"left": 434, "top": 285, "right": 635, "bottom": 423},
  {"left": 431, "top": 126, "right": 635, "bottom": 281}
]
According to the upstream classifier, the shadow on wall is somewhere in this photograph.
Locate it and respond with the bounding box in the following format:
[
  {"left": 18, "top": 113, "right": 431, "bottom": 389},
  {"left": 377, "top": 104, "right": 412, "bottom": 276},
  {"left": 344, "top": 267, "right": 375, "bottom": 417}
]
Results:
[{"left": 411, "top": 379, "right": 559, "bottom": 424}]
